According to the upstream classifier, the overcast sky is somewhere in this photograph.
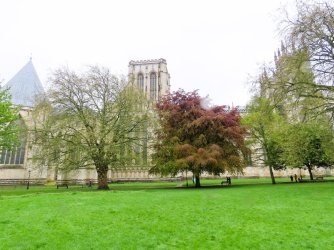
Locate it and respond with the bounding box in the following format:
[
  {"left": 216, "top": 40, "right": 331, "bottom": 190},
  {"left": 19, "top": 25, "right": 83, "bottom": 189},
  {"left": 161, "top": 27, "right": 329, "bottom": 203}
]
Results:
[{"left": 0, "top": 0, "right": 295, "bottom": 106}]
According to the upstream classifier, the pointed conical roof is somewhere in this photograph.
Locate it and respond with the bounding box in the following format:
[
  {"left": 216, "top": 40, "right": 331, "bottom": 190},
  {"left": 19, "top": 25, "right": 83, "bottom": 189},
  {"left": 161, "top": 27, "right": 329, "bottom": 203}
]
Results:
[{"left": 3, "top": 59, "right": 44, "bottom": 107}]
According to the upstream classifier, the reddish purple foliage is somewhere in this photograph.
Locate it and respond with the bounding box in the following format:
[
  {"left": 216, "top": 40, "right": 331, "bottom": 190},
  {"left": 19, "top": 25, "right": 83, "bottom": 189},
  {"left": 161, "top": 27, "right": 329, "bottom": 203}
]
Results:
[{"left": 151, "top": 89, "right": 249, "bottom": 178}]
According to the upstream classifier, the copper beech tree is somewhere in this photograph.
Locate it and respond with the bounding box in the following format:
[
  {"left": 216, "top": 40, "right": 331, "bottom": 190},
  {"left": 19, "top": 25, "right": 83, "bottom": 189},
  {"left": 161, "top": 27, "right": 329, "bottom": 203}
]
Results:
[{"left": 150, "top": 90, "right": 249, "bottom": 187}]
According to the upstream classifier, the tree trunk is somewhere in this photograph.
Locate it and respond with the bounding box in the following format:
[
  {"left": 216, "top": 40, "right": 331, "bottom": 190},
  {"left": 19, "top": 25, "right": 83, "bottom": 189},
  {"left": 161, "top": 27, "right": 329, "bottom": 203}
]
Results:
[
  {"left": 97, "top": 167, "right": 109, "bottom": 190},
  {"left": 54, "top": 165, "right": 59, "bottom": 180},
  {"left": 268, "top": 165, "right": 276, "bottom": 184},
  {"left": 195, "top": 174, "right": 201, "bottom": 188},
  {"left": 307, "top": 165, "right": 314, "bottom": 180}
]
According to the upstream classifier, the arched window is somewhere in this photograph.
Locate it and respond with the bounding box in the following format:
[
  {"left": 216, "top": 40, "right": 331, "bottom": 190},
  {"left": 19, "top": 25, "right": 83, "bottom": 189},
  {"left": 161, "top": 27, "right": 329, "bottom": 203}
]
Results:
[
  {"left": 0, "top": 119, "right": 26, "bottom": 165},
  {"left": 0, "top": 146, "right": 26, "bottom": 165},
  {"left": 150, "top": 72, "right": 157, "bottom": 100},
  {"left": 137, "top": 73, "right": 144, "bottom": 91}
]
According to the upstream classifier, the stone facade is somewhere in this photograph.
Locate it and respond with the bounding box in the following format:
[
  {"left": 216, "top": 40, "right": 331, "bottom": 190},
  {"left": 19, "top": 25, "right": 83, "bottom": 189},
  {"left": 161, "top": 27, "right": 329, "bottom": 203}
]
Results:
[
  {"left": 0, "top": 60, "right": 49, "bottom": 183},
  {"left": 1, "top": 59, "right": 333, "bottom": 185},
  {"left": 128, "top": 58, "right": 170, "bottom": 102},
  {"left": 0, "top": 59, "right": 172, "bottom": 184}
]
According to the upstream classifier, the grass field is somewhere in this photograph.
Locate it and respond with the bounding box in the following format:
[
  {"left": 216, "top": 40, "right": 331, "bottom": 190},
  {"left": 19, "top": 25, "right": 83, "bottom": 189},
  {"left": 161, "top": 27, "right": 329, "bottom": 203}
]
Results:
[{"left": 0, "top": 179, "right": 334, "bottom": 249}]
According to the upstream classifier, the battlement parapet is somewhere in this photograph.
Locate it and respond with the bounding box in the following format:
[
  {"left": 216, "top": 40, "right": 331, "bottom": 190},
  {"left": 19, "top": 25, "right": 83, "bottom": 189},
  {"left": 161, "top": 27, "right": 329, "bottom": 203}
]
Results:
[{"left": 129, "top": 58, "right": 167, "bottom": 66}]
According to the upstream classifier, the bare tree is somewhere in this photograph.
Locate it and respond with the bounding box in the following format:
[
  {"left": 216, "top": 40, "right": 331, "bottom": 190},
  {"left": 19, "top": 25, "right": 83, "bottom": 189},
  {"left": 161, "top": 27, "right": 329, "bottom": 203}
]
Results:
[
  {"left": 32, "top": 66, "right": 155, "bottom": 189},
  {"left": 282, "top": 1, "right": 334, "bottom": 90}
]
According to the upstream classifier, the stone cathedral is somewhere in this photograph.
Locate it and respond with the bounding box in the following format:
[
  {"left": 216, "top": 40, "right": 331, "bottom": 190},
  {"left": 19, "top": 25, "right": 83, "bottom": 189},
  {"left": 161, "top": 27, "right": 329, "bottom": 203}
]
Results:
[
  {"left": 0, "top": 59, "right": 172, "bottom": 184},
  {"left": 1, "top": 58, "right": 332, "bottom": 184}
]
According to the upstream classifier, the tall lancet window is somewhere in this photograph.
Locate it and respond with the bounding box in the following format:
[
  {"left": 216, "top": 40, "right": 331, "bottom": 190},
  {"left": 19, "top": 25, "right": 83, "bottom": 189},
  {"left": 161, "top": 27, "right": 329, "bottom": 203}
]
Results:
[
  {"left": 0, "top": 146, "right": 26, "bottom": 165},
  {"left": 0, "top": 120, "right": 26, "bottom": 165},
  {"left": 150, "top": 72, "right": 157, "bottom": 100},
  {"left": 137, "top": 73, "right": 144, "bottom": 91}
]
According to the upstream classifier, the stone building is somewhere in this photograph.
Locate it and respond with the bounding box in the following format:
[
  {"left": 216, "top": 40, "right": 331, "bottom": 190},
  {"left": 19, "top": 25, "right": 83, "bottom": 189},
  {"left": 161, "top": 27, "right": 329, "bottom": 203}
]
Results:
[
  {"left": 128, "top": 58, "right": 170, "bottom": 101},
  {"left": 0, "top": 58, "right": 173, "bottom": 183},
  {"left": 1, "top": 58, "right": 332, "bottom": 184},
  {"left": 0, "top": 59, "right": 50, "bottom": 183}
]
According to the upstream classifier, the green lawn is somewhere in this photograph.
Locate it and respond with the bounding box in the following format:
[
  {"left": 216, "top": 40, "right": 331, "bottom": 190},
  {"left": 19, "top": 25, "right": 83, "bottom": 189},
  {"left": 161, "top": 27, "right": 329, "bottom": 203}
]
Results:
[{"left": 0, "top": 179, "right": 333, "bottom": 249}]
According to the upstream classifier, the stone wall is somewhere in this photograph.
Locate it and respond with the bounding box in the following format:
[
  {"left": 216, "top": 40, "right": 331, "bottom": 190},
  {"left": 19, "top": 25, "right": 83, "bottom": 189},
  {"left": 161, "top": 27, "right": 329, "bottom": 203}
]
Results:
[{"left": 2, "top": 165, "right": 333, "bottom": 184}]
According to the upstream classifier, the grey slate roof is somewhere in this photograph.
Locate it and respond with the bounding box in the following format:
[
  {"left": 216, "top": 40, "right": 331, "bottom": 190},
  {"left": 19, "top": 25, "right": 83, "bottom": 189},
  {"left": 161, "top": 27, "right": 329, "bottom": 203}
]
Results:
[{"left": 3, "top": 59, "right": 45, "bottom": 107}]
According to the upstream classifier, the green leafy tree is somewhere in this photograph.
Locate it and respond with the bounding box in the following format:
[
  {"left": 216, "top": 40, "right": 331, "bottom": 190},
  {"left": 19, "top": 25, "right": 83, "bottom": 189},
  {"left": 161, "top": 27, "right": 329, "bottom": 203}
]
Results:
[
  {"left": 242, "top": 97, "right": 286, "bottom": 184},
  {"left": 281, "top": 120, "right": 334, "bottom": 180},
  {"left": 257, "top": 45, "right": 325, "bottom": 122},
  {"left": 150, "top": 90, "right": 249, "bottom": 187},
  {"left": 279, "top": 1, "right": 334, "bottom": 113},
  {"left": 245, "top": 1, "right": 334, "bottom": 181},
  {"left": 32, "top": 66, "right": 155, "bottom": 190},
  {"left": 249, "top": 45, "right": 333, "bottom": 182},
  {"left": 284, "top": 1, "right": 334, "bottom": 82},
  {"left": 0, "top": 88, "right": 19, "bottom": 149}
]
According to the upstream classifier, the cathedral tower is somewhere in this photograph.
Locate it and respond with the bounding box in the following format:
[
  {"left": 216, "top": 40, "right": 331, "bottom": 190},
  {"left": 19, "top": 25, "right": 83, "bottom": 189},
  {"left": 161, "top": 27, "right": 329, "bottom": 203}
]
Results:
[{"left": 128, "top": 58, "right": 170, "bottom": 101}]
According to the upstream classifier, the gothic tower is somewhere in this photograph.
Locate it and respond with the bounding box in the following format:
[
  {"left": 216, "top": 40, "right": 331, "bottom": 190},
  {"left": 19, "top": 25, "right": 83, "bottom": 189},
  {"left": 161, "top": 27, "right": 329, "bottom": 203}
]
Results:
[{"left": 128, "top": 58, "right": 170, "bottom": 101}]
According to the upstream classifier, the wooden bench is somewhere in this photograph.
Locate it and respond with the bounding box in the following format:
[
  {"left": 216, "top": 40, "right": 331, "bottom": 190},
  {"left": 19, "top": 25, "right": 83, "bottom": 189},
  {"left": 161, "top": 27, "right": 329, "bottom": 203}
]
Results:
[
  {"left": 221, "top": 177, "right": 232, "bottom": 186},
  {"left": 56, "top": 180, "right": 72, "bottom": 189},
  {"left": 315, "top": 176, "right": 324, "bottom": 180}
]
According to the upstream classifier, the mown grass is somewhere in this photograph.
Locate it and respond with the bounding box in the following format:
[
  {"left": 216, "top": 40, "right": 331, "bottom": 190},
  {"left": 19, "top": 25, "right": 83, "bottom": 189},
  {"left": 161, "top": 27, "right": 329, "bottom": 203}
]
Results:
[{"left": 0, "top": 179, "right": 333, "bottom": 249}]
